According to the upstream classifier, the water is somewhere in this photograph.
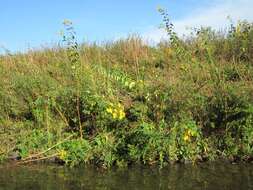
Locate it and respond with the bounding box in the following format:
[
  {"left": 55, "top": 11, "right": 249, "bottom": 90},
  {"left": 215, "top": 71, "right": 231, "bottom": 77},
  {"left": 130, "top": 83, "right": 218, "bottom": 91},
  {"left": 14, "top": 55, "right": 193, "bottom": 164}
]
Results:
[{"left": 0, "top": 162, "right": 253, "bottom": 190}]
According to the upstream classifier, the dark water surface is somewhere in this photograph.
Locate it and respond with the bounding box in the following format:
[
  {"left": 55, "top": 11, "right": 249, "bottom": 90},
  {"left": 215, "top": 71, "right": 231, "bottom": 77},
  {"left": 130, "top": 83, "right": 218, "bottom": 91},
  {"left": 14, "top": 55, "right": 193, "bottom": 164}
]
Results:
[{"left": 0, "top": 162, "right": 253, "bottom": 190}]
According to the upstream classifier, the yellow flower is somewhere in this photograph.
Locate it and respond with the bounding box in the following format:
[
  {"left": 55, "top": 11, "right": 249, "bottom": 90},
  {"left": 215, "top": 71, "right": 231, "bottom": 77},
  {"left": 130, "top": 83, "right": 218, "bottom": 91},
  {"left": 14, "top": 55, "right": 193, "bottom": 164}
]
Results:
[
  {"left": 183, "top": 130, "right": 192, "bottom": 142},
  {"left": 59, "top": 150, "right": 67, "bottom": 160},
  {"left": 117, "top": 103, "right": 123, "bottom": 109},
  {"left": 106, "top": 107, "right": 113, "bottom": 114},
  {"left": 118, "top": 110, "right": 126, "bottom": 120},
  {"left": 107, "top": 102, "right": 125, "bottom": 120},
  {"left": 183, "top": 134, "right": 190, "bottom": 142},
  {"left": 112, "top": 111, "right": 117, "bottom": 119}
]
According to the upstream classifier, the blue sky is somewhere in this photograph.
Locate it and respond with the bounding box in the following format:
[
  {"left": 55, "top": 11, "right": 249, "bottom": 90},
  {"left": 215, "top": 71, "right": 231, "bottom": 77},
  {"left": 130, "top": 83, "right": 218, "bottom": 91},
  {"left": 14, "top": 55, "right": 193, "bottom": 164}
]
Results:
[{"left": 1, "top": 0, "right": 253, "bottom": 53}]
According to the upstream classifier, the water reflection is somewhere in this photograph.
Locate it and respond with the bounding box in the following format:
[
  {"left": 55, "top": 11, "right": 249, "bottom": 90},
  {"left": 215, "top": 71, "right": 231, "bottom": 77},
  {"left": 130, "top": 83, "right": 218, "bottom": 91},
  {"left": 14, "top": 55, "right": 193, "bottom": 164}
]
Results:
[{"left": 0, "top": 162, "right": 253, "bottom": 190}]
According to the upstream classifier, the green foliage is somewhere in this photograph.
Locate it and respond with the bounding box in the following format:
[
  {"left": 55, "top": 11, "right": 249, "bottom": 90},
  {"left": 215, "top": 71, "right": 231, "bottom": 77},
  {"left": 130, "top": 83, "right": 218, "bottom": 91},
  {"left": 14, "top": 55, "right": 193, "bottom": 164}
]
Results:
[
  {"left": 58, "top": 139, "right": 91, "bottom": 167},
  {"left": 16, "top": 129, "right": 52, "bottom": 158},
  {"left": 62, "top": 19, "right": 80, "bottom": 69},
  {"left": 158, "top": 8, "right": 190, "bottom": 61},
  {"left": 172, "top": 120, "right": 207, "bottom": 161},
  {"left": 0, "top": 15, "right": 253, "bottom": 168},
  {"left": 91, "top": 132, "right": 119, "bottom": 167}
]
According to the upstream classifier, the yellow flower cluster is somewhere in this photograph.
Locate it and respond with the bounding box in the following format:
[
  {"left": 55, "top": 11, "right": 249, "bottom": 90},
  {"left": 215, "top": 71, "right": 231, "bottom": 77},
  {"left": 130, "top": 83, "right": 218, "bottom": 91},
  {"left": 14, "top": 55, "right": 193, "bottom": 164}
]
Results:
[
  {"left": 59, "top": 150, "right": 67, "bottom": 160},
  {"left": 183, "top": 129, "right": 192, "bottom": 142},
  {"left": 106, "top": 103, "right": 126, "bottom": 120}
]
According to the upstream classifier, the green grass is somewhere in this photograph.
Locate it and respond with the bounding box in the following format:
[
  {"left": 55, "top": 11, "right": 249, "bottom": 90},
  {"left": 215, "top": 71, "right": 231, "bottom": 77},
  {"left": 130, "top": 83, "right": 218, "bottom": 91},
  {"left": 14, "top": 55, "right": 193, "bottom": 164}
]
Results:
[{"left": 0, "top": 15, "right": 253, "bottom": 167}]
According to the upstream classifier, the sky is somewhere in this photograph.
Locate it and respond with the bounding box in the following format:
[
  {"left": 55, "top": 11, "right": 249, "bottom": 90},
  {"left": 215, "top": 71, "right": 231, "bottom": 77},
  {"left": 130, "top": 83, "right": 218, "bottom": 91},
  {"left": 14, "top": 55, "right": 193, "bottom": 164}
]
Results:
[{"left": 0, "top": 0, "right": 253, "bottom": 53}]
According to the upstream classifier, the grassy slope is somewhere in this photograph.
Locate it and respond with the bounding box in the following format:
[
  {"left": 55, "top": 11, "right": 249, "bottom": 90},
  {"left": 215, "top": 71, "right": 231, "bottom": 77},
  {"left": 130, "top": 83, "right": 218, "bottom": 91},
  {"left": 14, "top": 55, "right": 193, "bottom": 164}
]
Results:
[{"left": 0, "top": 20, "right": 253, "bottom": 167}]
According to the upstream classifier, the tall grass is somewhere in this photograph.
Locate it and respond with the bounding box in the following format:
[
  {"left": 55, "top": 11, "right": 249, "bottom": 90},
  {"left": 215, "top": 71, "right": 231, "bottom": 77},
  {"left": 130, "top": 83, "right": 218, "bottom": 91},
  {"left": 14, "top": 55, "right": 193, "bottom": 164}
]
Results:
[{"left": 0, "top": 15, "right": 253, "bottom": 167}]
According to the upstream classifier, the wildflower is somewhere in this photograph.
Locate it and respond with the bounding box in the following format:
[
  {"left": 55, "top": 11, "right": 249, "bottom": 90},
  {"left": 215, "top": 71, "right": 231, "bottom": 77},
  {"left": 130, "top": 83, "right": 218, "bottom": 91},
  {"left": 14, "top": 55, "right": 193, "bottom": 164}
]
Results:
[
  {"left": 183, "top": 134, "right": 190, "bottom": 141},
  {"left": 117, "top": 103, "right": 123, "bottom": 109},
  {"left": 106, "top": 103, "right": 126, "bottom": 120},
  {"left": 118, "top": 110, "right": 126, "bottom": 120},
  {"left": 112, "top": 112, "right": 117, "bottom": 119},
  {"left": 183, "top": 130, "right": 192, "bottom": 142},
  {"left": 59, "top": 150, "right": 67, "bottom": 160},
  {"left": 106, "top": 107, "right": 113, "bottom": 114}
]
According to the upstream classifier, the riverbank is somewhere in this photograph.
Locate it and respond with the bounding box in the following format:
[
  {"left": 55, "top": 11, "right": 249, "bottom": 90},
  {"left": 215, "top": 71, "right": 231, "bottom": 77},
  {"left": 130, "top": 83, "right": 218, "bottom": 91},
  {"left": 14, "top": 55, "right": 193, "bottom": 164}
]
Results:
[{"left": 1, "top": 19, "right": 253, "bottom": 168}]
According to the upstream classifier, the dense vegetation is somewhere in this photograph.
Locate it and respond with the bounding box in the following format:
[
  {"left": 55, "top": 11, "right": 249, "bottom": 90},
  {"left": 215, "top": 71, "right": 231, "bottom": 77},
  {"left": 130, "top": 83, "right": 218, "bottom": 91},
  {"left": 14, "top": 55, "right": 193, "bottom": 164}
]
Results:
[{"left": 0, "top": 12, "right": 253, "bottom": 167}]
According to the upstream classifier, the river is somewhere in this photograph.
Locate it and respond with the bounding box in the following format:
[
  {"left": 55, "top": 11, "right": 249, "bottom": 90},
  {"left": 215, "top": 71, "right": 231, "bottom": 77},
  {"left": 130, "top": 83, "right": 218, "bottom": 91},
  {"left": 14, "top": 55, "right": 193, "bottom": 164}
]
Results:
[{"left": 0, "top": 162, "right": 253, "bottom": 190}]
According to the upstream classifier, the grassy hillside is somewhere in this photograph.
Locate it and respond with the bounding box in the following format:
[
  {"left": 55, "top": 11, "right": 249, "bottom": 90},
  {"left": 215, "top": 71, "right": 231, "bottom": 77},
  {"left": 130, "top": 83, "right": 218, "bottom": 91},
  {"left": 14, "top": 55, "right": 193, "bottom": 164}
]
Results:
[{"left": 0, "top": 15, "right": 253, "bottom": 167}]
